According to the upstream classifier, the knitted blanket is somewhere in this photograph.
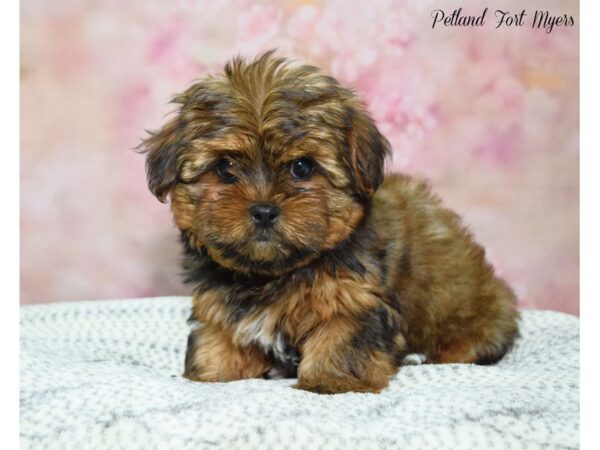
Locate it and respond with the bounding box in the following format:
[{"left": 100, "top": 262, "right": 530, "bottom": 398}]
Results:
[{"left": 20, "top": 297, "right": 579, "bottom": 449}]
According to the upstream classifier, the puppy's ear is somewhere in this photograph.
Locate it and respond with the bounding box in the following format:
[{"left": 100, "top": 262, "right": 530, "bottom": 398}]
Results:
[
  {"left": 344, "top": 103, "right": 391, "bottom": 198},
  {"left": 138, "top": 114, "right": 183, "bottom": 203}
]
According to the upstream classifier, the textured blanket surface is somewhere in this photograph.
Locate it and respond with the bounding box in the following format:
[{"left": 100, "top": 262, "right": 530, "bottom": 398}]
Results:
[{"left": 20, "top": 297, "right": 579, "bottom": 449}]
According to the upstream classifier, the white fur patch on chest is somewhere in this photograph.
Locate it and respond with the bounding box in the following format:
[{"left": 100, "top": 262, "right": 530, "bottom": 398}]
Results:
[
  {"left": 232, "top": 313, "right": 297, "bottom": 366},
  {"left": 233, "top": 312, "right": 275, "bottom": 351}
]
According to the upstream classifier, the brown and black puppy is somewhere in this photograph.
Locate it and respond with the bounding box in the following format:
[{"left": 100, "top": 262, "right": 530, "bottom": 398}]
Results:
[{"left": 140, "top": 52, "right": 519, "bottom": 394}]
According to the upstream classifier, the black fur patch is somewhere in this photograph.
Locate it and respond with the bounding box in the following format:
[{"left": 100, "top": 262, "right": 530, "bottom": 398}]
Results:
[{"left": 351, "top": 306, "right": 405, "bottom": 366}]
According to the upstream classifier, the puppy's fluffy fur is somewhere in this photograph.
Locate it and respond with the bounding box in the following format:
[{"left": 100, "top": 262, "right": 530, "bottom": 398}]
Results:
[{"left": 140, "top": 52, "right": 519, "bottom": 394}]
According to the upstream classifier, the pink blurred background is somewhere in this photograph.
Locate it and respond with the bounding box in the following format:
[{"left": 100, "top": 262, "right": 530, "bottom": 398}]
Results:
[{"left": 20, "top": 0, "right": 579, "bottom": 315}]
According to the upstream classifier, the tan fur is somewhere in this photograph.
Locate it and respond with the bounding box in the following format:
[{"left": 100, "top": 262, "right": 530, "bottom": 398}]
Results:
[
  {"left": 184, "top": 325, "right": 271, "bottom": 382},
  {"left": 373, "top": 175, "right": 519, "bottom": 365},
  {"left": 296, "top": 316, "right": 398, "bottom": 394},
  {"left": 140, "top": 52, "right": 519, "bottom": 394}
]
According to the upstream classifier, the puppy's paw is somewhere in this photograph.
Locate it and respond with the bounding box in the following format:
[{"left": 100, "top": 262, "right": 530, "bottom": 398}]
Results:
[
  {"left": 293, "top": 378, "right": 384, "bottom": 394},
  {"left": 400, "top": 353, "right": 427, "bottom": 366}
]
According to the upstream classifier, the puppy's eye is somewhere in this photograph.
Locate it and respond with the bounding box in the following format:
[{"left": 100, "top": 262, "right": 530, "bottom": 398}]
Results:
[
  {"left": 290, "top": 157, "right": 315, "bottom": 180},
  {"left": 215, "top": 158, "right": 238, "bottom": 184}
]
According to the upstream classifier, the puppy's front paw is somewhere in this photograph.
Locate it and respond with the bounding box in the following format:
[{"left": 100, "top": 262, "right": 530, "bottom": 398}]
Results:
[
  {"left": 293, "top": 377, "right": 384, "bottom": 394},
  {"left": 184, "top": 326, "right": 271, "bottom": 382}
]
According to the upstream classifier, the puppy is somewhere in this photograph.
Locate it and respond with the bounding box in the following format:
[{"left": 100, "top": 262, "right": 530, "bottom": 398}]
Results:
[{"left": 140, "top": 52, "right": 519, "bottom": 394}]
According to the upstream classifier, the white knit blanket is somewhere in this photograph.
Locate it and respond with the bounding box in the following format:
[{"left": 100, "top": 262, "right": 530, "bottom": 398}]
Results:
[{"left": 20, "top": 297, "right": 579, "bottom": 449}]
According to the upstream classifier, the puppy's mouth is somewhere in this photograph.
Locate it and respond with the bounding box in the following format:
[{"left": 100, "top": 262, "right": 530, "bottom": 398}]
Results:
[
  {"left": 216, "top": 234, "right": 288, "bottom": 260},
  {"left": 207, "top": 236, "right": 319, "bottom": 275},
  {"left": 254, "top": 229, "right": 275, "bottom": 242}
]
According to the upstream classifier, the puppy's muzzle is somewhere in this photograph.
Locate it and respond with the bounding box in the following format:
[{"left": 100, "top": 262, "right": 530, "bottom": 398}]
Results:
[{"left": 250, "top": 203, "right": 280, "bottom": 229}]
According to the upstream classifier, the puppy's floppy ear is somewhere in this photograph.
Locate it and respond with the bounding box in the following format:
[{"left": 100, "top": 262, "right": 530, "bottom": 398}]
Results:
[
  {"left": 138, "top": 113, "right": 183, "bottom": 203},
  {"left": 344, "top": 102, "right": 391, "bottom": 199}
]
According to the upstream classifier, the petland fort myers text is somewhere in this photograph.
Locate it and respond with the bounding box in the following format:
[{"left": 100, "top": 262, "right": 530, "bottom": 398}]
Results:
[{"left": 431, "top": 8, "right": 575, "bottom": 33}]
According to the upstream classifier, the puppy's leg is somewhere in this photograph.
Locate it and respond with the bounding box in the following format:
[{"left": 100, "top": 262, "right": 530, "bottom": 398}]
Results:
[
  {"left": 183, "top": 324, "right": 271, "bottom": 382},
  {"left": 433, "top": 298, "right": 519, "bottom": 365},
  {"left": 295, "top": 313, "right": 404, "bottom": 394},
  {"left": 434, "top": 324, "right": 519, "bottom": 365}
]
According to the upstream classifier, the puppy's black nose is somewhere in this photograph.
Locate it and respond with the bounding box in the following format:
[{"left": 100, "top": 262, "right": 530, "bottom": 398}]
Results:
[{"left": 250, "top": 203, "right": 280, "bottom": 229}]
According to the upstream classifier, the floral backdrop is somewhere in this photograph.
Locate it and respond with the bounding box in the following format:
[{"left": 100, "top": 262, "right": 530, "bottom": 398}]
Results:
[{"left": 20, "top": 0, "right": 579, "bottom": 315}]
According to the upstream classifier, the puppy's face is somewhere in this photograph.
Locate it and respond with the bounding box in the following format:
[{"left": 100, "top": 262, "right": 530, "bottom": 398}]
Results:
[{"left": 141, "top": 53, "right": 390, "bottom": 276}]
